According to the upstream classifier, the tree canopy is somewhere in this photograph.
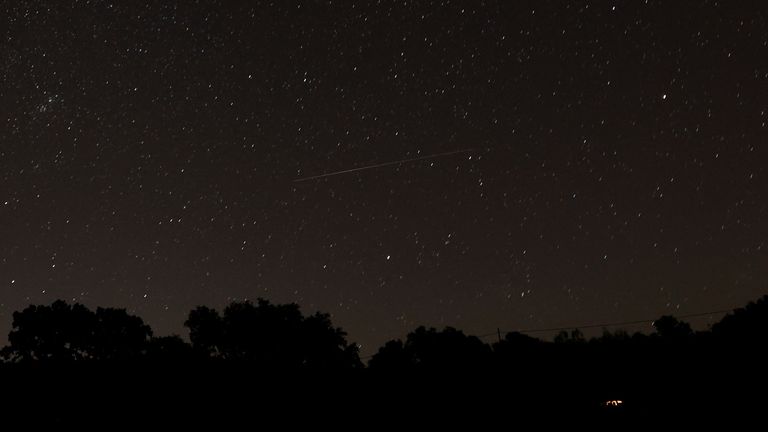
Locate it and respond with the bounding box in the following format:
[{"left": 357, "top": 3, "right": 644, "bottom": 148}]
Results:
[
  {"left": 184, "top": 298, "right": 362, "bottom": 368},
  {"left": 3, "top": 300, "right": 152, "bottom": 362},
  {"left": 369, "top": 326, "right": 491, "bottom": 369},
  {"left": 3, "top": 295, "right": 768, "bottom": 372}
]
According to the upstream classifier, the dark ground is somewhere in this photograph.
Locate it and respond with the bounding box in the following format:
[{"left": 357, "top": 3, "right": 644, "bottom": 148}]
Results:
[{"left": 1, "top": 351, "right": 762, "bottom": 427}]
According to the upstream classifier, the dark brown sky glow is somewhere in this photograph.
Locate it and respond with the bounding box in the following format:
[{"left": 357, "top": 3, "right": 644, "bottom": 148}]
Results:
[{"left": 1, "top": 1, "right": 767, "bottom": 355}]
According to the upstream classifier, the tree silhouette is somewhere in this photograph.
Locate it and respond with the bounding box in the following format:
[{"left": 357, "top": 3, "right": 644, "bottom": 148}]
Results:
[
  {"left": 184, "top": 298, "right": 361, "bottom": 368},
  {"left": 3, "top": 300, "right": 151, "bottom": 362},
  {"left": 711, "top": 295, "right": 768, "bottom": 343},
  {"left": 300, "top": 311, "right": 362, "bottom": 368},
  {"left": 554, "top": 328, "right": 585, "bottom": 344},
  {"left": 92, "top": 307, "right": 153, "bottom": 361},
  {"left": 369, "top": 326, "right": 491, "bottom": 369},
  {"left": 145, "top": 335, "right": 194, "bottom": 363},
  {"left": 5, "top": 300, "right": 95, "bottom": 362},
  {"left": 185, "top": 306, "right": 224, "bottom": 357},
  {"left": 3, "top": 293, "right": 768, "bottom": 388},
  {"left": 492, "top": 331, "right": 543, "bottom": 357},
  {"left": 652, "top": 315, "right": 693, "bottom": 340},
  {"left": 368, "top": 340, "right": 409, "bottom": 369}
]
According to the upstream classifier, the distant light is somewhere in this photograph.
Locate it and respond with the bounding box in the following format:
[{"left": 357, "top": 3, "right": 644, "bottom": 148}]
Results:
[
  {"left": 662, "top": 94, "right": 667, "bottom": 100},
  {"left": 605, "top": 400, "right": 623, "bottom": 406}
]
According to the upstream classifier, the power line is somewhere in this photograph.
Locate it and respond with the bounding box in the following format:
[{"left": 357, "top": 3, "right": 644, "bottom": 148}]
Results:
[{"left": 475, "top": 309, "right": 732, "bottom": 340}]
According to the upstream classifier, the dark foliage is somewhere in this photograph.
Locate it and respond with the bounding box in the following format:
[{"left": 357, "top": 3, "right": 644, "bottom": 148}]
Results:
[
  {"left": 2, "top": 300, "right": 154, "bottom": 362},
  {"left": 369, "top": 326, "right": 491, "bottom": 369},
  {"left": 2, "top": 295, "right": 768, "bottom": 425},
  {"left": 184, "top": 298, "right": 362, "bottom": 368},
  {"left": 712, "top": 296, "right": 768, "bottom": 343}
]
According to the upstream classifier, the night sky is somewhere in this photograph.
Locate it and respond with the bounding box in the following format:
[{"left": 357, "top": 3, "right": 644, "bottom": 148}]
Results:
[{"left": 2, "top": 1, "right": 767, "bottom": 355}]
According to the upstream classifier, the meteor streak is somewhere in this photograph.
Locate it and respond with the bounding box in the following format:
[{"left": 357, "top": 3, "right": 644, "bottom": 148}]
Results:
[{"left": 293, "top": 148, "right": 477, "bottom": 182}]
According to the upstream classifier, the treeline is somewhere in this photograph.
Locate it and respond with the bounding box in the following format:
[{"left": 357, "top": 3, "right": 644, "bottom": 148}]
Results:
[
  {"left": 2, "top": 295, "right": 768, "bottom": 369},
  {"left": 2, "top": 295, "right": 768, "bottom": 424}
]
